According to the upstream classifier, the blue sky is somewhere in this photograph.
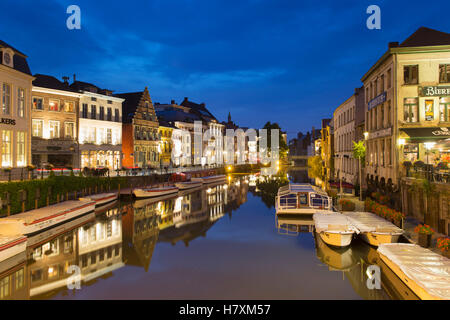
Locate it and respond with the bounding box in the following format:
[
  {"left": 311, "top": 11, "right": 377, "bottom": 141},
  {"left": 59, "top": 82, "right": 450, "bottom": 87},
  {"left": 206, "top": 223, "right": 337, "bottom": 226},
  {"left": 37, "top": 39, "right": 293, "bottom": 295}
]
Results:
[{"left": 1, "top": 0, "right": 450, "bottom": 138}]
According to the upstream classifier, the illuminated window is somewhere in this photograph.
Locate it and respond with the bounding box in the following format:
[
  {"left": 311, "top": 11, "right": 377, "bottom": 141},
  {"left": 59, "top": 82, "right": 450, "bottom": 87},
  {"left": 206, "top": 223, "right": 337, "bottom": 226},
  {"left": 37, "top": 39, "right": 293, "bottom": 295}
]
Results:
[
  {"left": 64, "top": 101, "right": 74, "bottom": 112},
  {"left": 17, "top": 88, "right": 25, "bottom": 117},
  {"left": 17, "top": 131, "right": 26, "bottom": 167},
  {"left": 15, "top": 269, "right": 24, "bottom": 290},
  {"left": 32, "top": 119, "right": 43, "bottom": 137},
  {"left": 440, "top": 97, "right": 450, "bottom": 122},
  {"left": 33, "top": 97, "right": 43, "bottom": 110},
  {"left": 106, "top": 128, "right": 112, "bottom": 144},
  {"left": 2, "top": 130, "right": 12, "bottom": 167},
  {"left": 404, "top": 98, "right": 418, "bottom": 123},
  {"left": 0, "top": 276, "right": 10, "bottom": 298},
  {"left": 65, "top": 122, "right": 75, "bottom": 139},
  {"left": 89, "top": 127, "right": 96, "bottom": 143},
  {"left": 48, "top": 265, "right": 58, "bottom": 278},
  {"left": 49, "top": 99, "right": 60, "bottom": 111},
  {"left": 439, "top": 64, "right": 450, "bottom": 83},
  {"left": 404, "top": 65, "right": 418, "bottom": 84},
  {"left": 2, "top": 83, "right": 11, "bottom": 115},
  {"left": 49, "top": 121, "right": 60, "bottom": 138}
]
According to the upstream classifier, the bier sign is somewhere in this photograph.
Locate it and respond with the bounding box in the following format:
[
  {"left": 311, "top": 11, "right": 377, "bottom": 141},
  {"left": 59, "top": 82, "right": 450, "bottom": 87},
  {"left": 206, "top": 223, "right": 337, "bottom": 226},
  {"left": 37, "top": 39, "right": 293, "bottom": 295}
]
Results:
[
  {"left": 419, "top": 86, "right": 450, "bottom": 97},
  {"left": 0, "top": 118, "right": 16, "bottom": 125}
]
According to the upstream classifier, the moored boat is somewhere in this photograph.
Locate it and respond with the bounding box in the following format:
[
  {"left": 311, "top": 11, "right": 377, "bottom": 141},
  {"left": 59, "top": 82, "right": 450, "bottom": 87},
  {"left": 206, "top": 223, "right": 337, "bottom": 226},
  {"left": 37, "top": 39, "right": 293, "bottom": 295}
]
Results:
[
  {"left": 0, "top": 199, "right": 96, "bottom": 236},
  {"left": 192, "top": 175, "right": 227, "bottom": 184},
  {"left": 175, "top": 180, "right": 203, "bottom": 190},
  {"left": 342, "top": 211, "right": 404, "bottom": 246},
  {"left": 377, "top": 243, "right": 450, "bottom": 300},
  {"left": 0, "top": 235, "right": 27, "bottom": 262},
  {"left": 133, "top": 186, "right": 179, "bottom": 198},
  {"left": 79, "top": 192, "right": 118, "bottom": 207},
  {"left": 313, "top": 213, "right": 358, "bottom": 247},
  {"left": 276, "top": 183, "right": 333, "bottom": 215}
]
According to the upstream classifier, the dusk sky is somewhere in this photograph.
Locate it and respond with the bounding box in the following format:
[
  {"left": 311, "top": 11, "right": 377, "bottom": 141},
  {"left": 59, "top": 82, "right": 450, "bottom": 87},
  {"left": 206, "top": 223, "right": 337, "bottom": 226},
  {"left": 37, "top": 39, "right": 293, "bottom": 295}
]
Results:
[{"left": 1, "top": 0, "right": 450, "bottom": 139}]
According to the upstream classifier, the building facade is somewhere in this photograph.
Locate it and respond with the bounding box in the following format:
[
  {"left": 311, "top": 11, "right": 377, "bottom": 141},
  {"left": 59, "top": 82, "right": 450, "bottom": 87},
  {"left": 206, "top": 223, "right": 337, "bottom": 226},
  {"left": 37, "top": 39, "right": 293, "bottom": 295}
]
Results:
[
  {"left": 117, "top": 88, "right": 160, "bottom": 169},
  {"left": 0, "top": 41, "right": 33, "bottom": 174},
  {"left": 71, "top": 80, "right": 123, "bottom": 170},
  {"left": 31, "top": 74, "right": 80, "bottom": 167}
]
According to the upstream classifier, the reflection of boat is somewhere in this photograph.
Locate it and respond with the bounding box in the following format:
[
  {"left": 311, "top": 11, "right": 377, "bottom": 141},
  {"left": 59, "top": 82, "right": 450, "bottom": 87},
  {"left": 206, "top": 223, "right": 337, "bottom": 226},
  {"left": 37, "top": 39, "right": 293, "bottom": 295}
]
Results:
[
  {"left": 314, "top": 232, "right": 357, "bottom": 271},
  {"left": 0, "top": 200, "right": 96, "bottom": 236},
  {"left": 192, "top": 175, "right": 227, "bottom": 184},
  {"left": 275, "top": 183, "right": 333, "bottom": 214},
  {"left": 276, "top": 215, "right": 314, "bottom": 235},
  {"left": 175, "top": 181, "right": 203, "bottom": 190},
  {"left": 133, "top": 193, "right": 178, "bottom": 209},
  {"left": 342, "top": 211, "right": 403, "bottom": 246},
  {"left": 313, "top": 213, "right": 357, "bottom": 247},
  {"left": 0, "top": 235, "right": 27, "bottom": 262},
  {"left": 377, "top": 243, "right": 450, "bottom": 300},
  {"left": 133, "top": 186, "right": 179, "bottom": 198},
  {"left": 79, "top": 192, "right": 118, "bottom": 208}
]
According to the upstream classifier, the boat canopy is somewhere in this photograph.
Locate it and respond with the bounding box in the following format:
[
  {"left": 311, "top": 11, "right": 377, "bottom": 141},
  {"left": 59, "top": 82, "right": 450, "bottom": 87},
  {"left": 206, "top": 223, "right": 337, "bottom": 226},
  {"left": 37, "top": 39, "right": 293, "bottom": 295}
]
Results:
[
  {"left": 342, "top": 211, "right": 403, "bottom": 234},
  {"left": 313, "top": 213, "right": 359, "bottom": 234},
  {"left": 278, "top": 183, "right": 328, "bottom": 197}
]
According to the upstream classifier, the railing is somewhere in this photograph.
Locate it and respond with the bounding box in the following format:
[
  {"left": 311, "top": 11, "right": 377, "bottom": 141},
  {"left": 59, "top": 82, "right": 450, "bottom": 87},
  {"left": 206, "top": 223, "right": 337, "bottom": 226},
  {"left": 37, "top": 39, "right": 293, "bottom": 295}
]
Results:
[{"left": 405, "top": 167, "right": 450, "bottom": 184}]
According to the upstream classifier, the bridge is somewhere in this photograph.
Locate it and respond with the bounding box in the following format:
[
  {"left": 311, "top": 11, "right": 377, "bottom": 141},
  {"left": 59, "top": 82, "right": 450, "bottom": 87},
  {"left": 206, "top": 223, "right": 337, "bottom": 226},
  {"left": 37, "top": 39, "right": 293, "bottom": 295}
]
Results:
[{"left": 288, "top": 155, "right": 311, "bottom": 160}]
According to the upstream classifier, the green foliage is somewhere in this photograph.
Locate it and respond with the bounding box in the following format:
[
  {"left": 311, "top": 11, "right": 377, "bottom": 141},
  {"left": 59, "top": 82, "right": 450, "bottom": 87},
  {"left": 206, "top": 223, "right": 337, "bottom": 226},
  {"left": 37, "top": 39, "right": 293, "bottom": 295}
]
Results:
[
  {"left": 262, "top": 122, "right": 289, "bottom": 158},
  {"left": 256, "top": 175, "right": 289, "bottom": 208},
  {"left": 307, "top": 155, "right": 323, "bottom": 180},
  {"left": 352, "top": 140, "right": 366, "bottom": 164}
]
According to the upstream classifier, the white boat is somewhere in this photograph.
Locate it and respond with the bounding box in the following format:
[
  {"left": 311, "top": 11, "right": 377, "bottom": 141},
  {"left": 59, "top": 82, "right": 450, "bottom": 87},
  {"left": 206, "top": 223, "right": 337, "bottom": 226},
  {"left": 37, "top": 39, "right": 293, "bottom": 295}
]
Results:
[
  {"left": 0, "top": 199, "right": 96, "bottom": 236},
  {"left": 0, "top": 235, "right": 27, "bottom": 262},
  {"left": 175, "top": 180, "right": 203, "bottom": 190},
  {"left": 192, "top": 175, "right": 227, "bottom": 184},
  {"left": 133, "top": 186, "right": 179, "bottom": 198},
  {"left": 79, "top": 192, "right": 118, "bottom": 207},
  {"left": 276, "top": 183, "right": 333, "bottom": 214},
  {"left": 378, "top": 243, "right": 450, "bottom": 300},
  {"left": 313, "top": 213, "right": 358, "bottom": 247},
  {"left": 342, "top": 211, "right": 404, "bottom": 246}
]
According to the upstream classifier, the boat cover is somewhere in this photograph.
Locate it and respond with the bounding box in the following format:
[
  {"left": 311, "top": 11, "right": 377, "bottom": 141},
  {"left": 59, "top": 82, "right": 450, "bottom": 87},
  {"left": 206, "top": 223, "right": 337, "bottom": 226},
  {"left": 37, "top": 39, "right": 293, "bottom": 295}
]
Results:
[
  {"left": 313, "top": 213, "right": 359, "bottom": 234},
  {"left": 378, "top": 243, "right": 450, "bottom": 300},
  {"left": 0, "top": 235, "right": 26, "bottom": 249},
  {"left": 342, "top": 211, "right": 403, "bottom": 234}
]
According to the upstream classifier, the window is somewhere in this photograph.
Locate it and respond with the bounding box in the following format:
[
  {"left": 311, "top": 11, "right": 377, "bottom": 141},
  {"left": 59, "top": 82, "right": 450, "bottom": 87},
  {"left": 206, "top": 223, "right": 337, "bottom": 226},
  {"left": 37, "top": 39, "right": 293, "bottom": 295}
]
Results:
[
  {"left": 99, "top": 106, "right": 104, "bottom": 120},
  {"left": 115, "top": 109, "right": 120, "bottom": 122},
  {"left": 17, "top": 88, "right": 25, "bottom": 117},
  {"left": 440, "top": 97, "right": 450, "bottom": 122},
  {"left": 91, "top": 97, "right": 97, "bottom": 101},
  {"left": 107, "top": 107, "right": 112, "bottom": 121},
  {"left": 2, "top": 130, "right": 12, "bottom": 167},
  {"left": 65, "top": 122, "right": 75, "bottom": 139},
  {"left": 89, "top": 127, "right": 96, "bottom": 143},
  {"left": 387, "top": 69, "right": 392, "bottom": 88},
  {"left": 404, "top": 98, "right": 419, "bottom": 123},
  {"left": 404, "top": 65, "right": 418, "bottom": 84},
  {"left": 2, "top": 83, "right": 11, "bottom": 115},
  {"left": 15, "top": 269, "right": 24, "bottom": 290},
  {"left": 381, "top": 74, "right": 385, "bottom": 92},
  {"left": 49, "top": 121, "right": 60, "bottom": 138},
  {"left": 91, "top": 105, "right": 96, "bottom": 119},
  {"left": 0, "top": 276, "right": 10, "bottom": 298},
  {"left": 32, "top": 119, "right": 43, "bottom": 137},
  {"left": 387, "top": 100, "right": 391, "bottom": 126},
  {"left": 82, "top": 104, "right": 88, "bottom": 118},
  {"left": 106, "top": 128, "right": 112, "bottom": 144},
  {"left": 107, "top": 100, "right": 112, "bottom": 104},
  {"left": 64, "top": 101, "right": 74, "bottom": 112},
  {"left": 439, "top": 64, "right": 450, "bottom": 83},
  {"left": 49, "top": 99, "right": 60, "bottom": 111},
  {"left": 17, "top": 132, "right": 25, "bottom": 167},
  {"left": 33, "top": 97, "right": 43, "bottom": 110}
]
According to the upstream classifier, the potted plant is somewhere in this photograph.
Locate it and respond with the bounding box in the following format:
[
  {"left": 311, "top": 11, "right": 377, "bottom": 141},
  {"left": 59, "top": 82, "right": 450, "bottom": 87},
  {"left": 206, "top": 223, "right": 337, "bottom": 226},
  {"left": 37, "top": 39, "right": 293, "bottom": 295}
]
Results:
[
  {"left": 437, "top": 237, "right": 450, "bottom": 259},
  {"left": 414, "top": 224, "right": 434, "bottom": 248}
]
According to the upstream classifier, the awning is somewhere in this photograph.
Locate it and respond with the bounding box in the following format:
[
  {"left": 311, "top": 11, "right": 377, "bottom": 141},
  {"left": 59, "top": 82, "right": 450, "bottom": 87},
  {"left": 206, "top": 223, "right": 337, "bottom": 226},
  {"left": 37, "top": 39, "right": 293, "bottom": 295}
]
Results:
[{"left": 400, "top": 127, "right": 450, "bottom": 141}]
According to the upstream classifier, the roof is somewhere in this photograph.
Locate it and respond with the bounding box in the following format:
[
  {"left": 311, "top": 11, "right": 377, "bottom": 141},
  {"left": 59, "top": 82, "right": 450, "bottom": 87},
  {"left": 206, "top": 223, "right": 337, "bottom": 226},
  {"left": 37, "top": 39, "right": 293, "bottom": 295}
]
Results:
[
  {"left": 33, "top": 74, "right": 74, "bottom": 92},
  {"left": 0, "top": 40, "right": 32, "bottom": 75},
  {"left": 115, "top": 92, "right": 143, "bottom": 123},
  {"left": 69, "top": 80, "right": 102, "bottom": 93},
  {"left": 399, "top": 27, "right": 450, "bottom": 47},
  {"left": 180, "top": 97, "right": 218, "bottom": 123}
]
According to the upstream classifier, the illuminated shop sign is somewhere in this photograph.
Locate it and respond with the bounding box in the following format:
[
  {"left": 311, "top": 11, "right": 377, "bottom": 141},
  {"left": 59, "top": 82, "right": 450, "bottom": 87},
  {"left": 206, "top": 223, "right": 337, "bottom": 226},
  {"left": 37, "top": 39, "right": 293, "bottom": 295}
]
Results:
[
  {"left": 419, "top": 86, "right": 450, "bottom": 97},
  {"left": 368, "top": 92, "right": 386, "bottom": 110}
]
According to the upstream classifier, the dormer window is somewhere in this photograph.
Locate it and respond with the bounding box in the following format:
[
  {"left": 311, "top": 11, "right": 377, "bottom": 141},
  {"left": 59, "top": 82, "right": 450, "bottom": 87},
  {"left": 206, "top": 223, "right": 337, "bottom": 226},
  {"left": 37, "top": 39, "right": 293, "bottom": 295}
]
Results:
[{"left": 1, "top": 48, "right": 14, "bottom": 68}]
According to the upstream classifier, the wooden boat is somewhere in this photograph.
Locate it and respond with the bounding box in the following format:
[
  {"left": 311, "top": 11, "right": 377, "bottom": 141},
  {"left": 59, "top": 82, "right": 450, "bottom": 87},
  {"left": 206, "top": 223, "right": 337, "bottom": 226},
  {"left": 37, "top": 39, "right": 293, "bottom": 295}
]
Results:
[
  {"left": 175, "top": 180, "right": 203, "bottom": 190},
  {"left": 133, "top": 186, "right": 179, "bottom": 198},
  {"left": 313, "top": 213, "right": 358, "bottom": 247},
  {"left": 0, "top": 235, "right": 27, "bottom": 262},
  {"left": 192, "top": 175, "right": 227, "bottom": 184},
  {"left": 314, "top": 232, "right": 357, "bottom": 271},
  {"left": 377, "top": 243, "right": 450, "bottom": 300},
  {"left": 342, "top": 211, "right": 403, "bottom": 246},
  {"left": 79, "top": 192, "right": 118, "bottom": 207},
  {"left": 275, "top": 183, "right": 333, "bottom": 215},
  {"left": 0, "top": 199, "right": 96, "bottom": 236}
]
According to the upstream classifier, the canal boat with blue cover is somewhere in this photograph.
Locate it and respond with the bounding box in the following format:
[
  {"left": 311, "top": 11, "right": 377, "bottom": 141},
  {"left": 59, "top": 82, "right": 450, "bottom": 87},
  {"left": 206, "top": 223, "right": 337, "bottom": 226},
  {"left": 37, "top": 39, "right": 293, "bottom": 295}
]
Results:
[{"left": 275, "top": 183, "right": 333, "bottom": 215}]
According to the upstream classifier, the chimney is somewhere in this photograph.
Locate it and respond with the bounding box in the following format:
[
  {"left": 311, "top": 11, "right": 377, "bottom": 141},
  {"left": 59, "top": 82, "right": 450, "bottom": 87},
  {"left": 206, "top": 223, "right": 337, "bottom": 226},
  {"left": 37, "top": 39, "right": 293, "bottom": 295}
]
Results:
[
  {"left": 62, "top": 76, "right": 69, "bottom": 85},
  {"left": 388, "top": 42, "right": 399, "bottom": 49},
  {"left": 171, "top": 99, "right": 175, "bottom": 105},
  {"left": 200, "top": 103, "right": 205, "bottom": 107},
  {"left": 183, "top": 97, "right": 188, "bottom": 102},
  {"left": 73, "top": 74, "right": 76, "bottom": 83}
]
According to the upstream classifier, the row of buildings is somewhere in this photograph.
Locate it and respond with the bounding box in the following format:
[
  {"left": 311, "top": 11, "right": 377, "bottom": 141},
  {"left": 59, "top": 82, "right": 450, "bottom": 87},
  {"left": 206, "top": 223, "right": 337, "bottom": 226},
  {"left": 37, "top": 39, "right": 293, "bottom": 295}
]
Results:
[
  {"left": 313, "top": 27, "right": 450, "bottom": 235},
  {"left": 0, "top": 39, "right": 253, "bottom": 174}
]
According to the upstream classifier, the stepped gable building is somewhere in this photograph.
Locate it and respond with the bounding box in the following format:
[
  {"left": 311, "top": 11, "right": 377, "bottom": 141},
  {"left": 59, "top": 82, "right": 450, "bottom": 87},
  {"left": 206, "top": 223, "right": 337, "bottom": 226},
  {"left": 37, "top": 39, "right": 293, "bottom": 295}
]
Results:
[
  {"left": 31, "top": 74, "right": 80, "bottom": 167},
  {"left": 0, "top": 40, "right": 34, "bottom": 175},
  {"left": 116, "top": 87, "right": 160, "bottom": 169}
]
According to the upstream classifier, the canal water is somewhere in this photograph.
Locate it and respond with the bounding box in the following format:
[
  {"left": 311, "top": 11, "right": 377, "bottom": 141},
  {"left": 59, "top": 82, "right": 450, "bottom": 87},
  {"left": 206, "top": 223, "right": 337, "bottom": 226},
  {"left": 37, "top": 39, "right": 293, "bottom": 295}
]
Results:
[{"left": 0, "top": 173, "right": 407, "bottom": 300}]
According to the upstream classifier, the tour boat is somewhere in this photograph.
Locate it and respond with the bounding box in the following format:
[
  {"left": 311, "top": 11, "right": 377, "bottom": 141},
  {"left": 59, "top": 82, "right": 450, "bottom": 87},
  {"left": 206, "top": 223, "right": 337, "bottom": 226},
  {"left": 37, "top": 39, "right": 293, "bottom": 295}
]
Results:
[
  {"left": 377, "top": 243, "right": 450, "bottom": 300},
  {"left": 313, "top": 213, "right": 358, "bottom": 247},
  {"left": 175, "top": 180, "right": 203, "bottom": 190},
  {"left": 192, "top": 175, "right": 227, "bottom": 184},
  {"left": 275, "top": 183, "right": 333, "bottom": 215},
  {"left": 0, "top": 199, "right": 96, "bottom": 236},
  {"left": 342, "top": 211, "right": 404, "bottom": 246},
  {"left": 133, "top": 186, "right": 179, "bottom": 198},
  {"left": 79, "top": 192, "right": 118, "bottom": 208},
  {"left": 0, "top": 235, "right": 27, "bottom": 262}
]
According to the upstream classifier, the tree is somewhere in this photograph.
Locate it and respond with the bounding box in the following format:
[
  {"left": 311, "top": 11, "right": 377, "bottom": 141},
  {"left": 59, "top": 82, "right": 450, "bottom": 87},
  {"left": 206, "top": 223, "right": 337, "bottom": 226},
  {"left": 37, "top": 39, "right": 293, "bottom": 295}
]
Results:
[
  {"left": 352, "top": 140, "right": 366, "bottom": 200},
  {"left": 307, "top": 155, "right": 323, "bottom": 181},
  {"left": 262, "top": 122, "right": 289, "bottom": 159}
]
